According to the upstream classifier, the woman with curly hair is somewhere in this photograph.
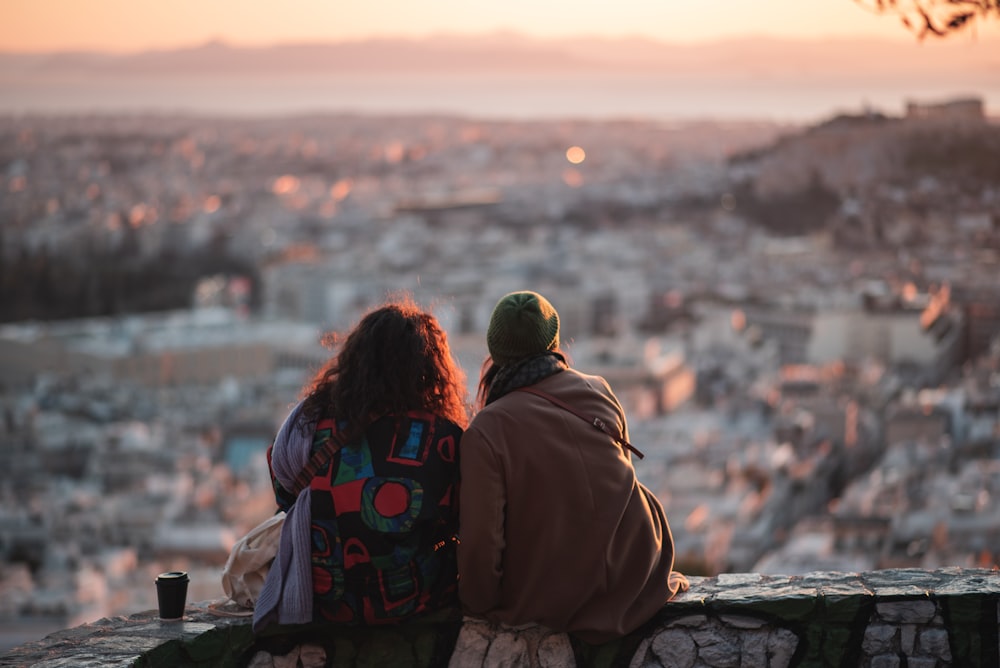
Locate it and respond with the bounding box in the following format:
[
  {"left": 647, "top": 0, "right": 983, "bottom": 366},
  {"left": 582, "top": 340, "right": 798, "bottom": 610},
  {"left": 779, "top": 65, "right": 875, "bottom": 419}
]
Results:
[{"left": 253, "top": 297, "right": 469, "bottom": 632}]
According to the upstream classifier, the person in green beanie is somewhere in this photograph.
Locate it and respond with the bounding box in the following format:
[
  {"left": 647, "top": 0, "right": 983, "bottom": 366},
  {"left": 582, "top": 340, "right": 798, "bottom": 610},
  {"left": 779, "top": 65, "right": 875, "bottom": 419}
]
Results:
[{"left": 457, "top": 290, "right": 689, "bottom": 645}]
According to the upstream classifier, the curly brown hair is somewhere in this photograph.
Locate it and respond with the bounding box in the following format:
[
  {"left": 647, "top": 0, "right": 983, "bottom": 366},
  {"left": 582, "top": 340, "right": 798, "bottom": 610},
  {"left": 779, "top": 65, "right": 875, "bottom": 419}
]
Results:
[{"left": 299, "top": 297, "right": 469, "bottom": 435}]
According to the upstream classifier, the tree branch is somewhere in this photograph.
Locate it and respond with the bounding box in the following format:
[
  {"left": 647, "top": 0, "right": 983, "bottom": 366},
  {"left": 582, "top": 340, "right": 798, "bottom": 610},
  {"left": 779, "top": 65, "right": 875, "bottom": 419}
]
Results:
[{"left": 853, "top": 0, "right": 999, "bottom": 37}]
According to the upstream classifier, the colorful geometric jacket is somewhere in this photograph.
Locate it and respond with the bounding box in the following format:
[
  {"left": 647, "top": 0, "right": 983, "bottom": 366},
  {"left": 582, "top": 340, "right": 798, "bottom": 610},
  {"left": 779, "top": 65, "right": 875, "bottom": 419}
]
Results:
[{"left": 268, "top": 410, "right": 463, "bottom": 625}]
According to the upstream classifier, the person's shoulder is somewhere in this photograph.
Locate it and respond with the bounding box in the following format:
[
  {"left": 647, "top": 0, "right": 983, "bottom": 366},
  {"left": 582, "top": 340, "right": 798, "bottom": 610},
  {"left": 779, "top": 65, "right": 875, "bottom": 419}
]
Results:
[
  {"left": 466, "top": 397, "right": 524, "bottom": 434},
  {"left": 402, "top": 409, "right": 466, "bottom": 433},
  {"left": 547, "top": 367, "right": 613, "bottom": 393},
  {"left": 565, "top": 366, "right": 604, "bottom": 383},
  {"left": 551, "top": 368, "right": 623, "bottom": 412}
]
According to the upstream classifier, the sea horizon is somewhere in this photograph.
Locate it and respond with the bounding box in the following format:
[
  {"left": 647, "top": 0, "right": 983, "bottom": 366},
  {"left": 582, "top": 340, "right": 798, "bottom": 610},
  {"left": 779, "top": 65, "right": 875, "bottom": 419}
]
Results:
[
  {"left": 2, "top": 33, "right": 996, "bottom": 123},
  {"left": 3, "top": 71, "right": 995, "bottom": 124}
]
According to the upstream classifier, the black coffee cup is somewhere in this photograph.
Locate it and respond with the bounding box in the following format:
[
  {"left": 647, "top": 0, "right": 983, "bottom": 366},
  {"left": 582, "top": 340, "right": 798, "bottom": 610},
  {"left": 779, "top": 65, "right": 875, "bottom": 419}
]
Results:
[{"left": 155, "top": 571, "right": 189, "bottom": 620}]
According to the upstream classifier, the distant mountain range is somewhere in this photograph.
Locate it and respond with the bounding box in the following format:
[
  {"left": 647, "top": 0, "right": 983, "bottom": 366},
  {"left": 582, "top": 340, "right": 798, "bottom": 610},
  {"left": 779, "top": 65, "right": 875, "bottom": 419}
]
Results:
[
  {"left": 3, "top": 33, "right": 997, "bottom": 78},
  {"left": 2, "top": 33, "right": 997, "bottom": 120}
]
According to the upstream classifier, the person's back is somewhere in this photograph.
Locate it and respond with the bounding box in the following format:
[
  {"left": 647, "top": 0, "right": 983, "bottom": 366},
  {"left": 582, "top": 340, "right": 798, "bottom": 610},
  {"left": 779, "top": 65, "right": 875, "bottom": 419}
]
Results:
[
  {"left": 253, "top": 299, "right": 468, "bottom": 632},
  {"left": 269, "top": 410, "right": 462, "bottom": 624},
  {"left": 460, "top": 368, "right": 675, "bottom": 642},
  {"left": 457, "top": 291, "right": 686, "bottom": 643}
]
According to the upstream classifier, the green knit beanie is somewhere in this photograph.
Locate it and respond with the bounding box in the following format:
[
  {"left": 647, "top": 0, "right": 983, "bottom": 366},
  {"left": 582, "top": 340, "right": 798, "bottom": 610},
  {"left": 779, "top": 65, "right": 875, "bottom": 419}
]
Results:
[{"left": 487, "top": 291, "right": 560, "bottom": 366}]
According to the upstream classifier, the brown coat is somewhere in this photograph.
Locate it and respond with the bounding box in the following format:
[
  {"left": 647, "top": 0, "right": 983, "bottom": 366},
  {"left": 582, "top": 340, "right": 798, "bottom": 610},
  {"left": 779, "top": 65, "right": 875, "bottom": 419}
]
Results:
[{"left": 458, "top": 368, "right": 679, "bottom": 643}]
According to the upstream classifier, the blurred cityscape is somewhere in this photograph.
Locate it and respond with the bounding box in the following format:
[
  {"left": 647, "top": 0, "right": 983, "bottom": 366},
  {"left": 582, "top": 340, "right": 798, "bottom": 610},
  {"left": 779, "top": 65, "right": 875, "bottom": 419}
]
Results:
[{"left": 1, "top": 96, "right": 999, "bottom": 650}]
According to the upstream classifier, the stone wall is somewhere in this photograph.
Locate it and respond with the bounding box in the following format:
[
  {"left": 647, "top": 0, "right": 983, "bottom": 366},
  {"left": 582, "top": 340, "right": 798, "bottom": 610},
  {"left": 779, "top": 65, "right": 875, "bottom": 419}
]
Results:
[{"left": 2, "top": 568, "right": 997, "bottom": 668}]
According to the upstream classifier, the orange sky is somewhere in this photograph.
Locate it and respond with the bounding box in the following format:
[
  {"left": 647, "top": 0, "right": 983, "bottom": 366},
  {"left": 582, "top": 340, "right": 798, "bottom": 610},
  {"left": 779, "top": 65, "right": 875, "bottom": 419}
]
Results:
[{"left": 3, "top": 0, "right": 998, "bottom": 52}]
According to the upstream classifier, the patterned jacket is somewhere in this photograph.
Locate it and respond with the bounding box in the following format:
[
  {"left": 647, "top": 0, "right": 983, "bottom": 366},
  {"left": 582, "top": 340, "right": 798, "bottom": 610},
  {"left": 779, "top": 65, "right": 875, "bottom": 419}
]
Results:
[{"left": 269, "top": 410, "right": 463, "bottom": 624}]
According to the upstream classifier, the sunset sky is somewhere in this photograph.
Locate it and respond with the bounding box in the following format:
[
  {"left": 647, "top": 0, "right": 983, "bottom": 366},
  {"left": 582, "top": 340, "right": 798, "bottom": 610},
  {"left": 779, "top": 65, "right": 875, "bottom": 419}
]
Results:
[{"left": 3, "top": 0, "right": 999, "bottom": 52}]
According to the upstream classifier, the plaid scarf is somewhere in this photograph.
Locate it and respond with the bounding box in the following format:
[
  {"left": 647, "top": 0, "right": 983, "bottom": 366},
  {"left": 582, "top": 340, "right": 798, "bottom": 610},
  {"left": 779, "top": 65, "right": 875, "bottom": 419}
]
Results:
[{"left": 485, "top": 352, "right": 568, "bottom": 405}]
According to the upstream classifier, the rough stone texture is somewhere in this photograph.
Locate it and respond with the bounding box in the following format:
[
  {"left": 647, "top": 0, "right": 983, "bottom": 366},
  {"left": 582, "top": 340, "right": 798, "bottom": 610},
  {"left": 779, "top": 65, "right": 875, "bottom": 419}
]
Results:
[
  {"left": 271, "top": 648, "right": 301, "bottom": 668},
  {"left": 666, "top": 615, "right": 709, "bottom": 629},
  {"left": 245, "top": 651, "right": 273, "bottom": 668},
  {"left": 447, "top": 620, "right": 578, "bottom": 668},
  {"left": 906, "top": 659, "right": 937, "bottom": 668},
  {"left": 691, "top": 625, "right": 739, "bottom": 668},
  {"left": 484, "top": 632, "right": 529, "bottom": 667},
  {"left": 297, "top": 644, "right": 326, "bottom": 668},
  {"left": 0, "top": 604, "right": 256, "bottom": 668},
  {"left": 876, "top": 600, "right": 937, "bottom": 624},
  {"left": 247, "top": 645, "right": 326, "bottom": 668},
  {"left": 2, "top": 568, "right": 998, "bottom": 667},
  {"left": 718, "top": 615, "right": 767, "bottom": 630},
  {"left": 870, "top": 655, "right": 900, "bottom": 668},
  {"left": 634, "top": 608, "right": 802, "bottom": 668},
  {"left": 650, "top": 628, "right": 696, "bottom": 668},
  {"left": 449, "top": 622, "right": 492, "bottom": 668},
  {"left": 767, "top": 628, "right": 798, "bottom": 668},
  {"left": 862, "top": 624, "right": 897, "bottom": 655},
  {"left": 899, "top": 624, "right": 916, "bottom": 655},
  {"left": 716, "top": 573, "right": 763, "bottom": 587},
  {"left": 536, "top": 633, "right": 574, "bottom": 668},
  {"left": 917, "top": 628, "right": 952, "bottom": 661},
  {"left": 737, "top": 629, "right": 769, "bottom": 666}
]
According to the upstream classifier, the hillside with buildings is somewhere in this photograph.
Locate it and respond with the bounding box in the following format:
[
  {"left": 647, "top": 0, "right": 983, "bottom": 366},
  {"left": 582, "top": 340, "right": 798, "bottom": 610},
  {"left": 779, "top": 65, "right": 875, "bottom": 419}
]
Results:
[
  {"left": 727, "top": 97, "right": 1000, "bottom": 238},
  {"left": 1, "top": 102, "right": 999, "bottom": 650}
]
